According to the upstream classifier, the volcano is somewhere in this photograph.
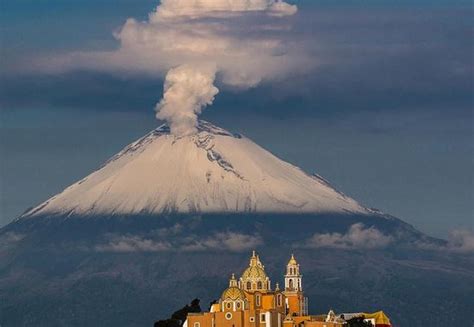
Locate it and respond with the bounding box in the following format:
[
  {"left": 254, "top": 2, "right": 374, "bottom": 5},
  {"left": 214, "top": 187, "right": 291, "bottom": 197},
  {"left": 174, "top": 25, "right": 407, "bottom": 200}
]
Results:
[
  {"left": 22, "top": 121, "right": 368, "bottom": 217},
  {"left": 1, "top": 121, "right": 473, "bottom": 327}
]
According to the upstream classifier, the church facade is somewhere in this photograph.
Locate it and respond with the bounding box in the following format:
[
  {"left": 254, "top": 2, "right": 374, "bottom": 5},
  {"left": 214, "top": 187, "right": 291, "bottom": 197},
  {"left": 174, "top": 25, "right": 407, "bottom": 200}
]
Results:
[{"left": 184, "top": 251, "right": 346, "bottom": 327}]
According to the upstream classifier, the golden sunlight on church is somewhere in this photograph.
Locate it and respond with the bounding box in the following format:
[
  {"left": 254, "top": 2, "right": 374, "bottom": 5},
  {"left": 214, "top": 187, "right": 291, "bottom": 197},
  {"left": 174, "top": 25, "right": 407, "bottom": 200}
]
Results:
[{"left": 184, "top": 252, "right": 391, "bottom": 327}]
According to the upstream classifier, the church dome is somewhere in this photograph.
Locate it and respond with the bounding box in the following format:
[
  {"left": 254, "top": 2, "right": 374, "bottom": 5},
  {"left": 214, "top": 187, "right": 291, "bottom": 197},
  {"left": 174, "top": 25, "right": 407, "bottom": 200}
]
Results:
[
  {"left": 221, "top": 286, "right": 246, "bottom": 301},
  {"left": 241, "top": 265, "right": 267, "bottom": 280},
  {"left": 240, "top": 251, "right": 271, "bottom": 292}
]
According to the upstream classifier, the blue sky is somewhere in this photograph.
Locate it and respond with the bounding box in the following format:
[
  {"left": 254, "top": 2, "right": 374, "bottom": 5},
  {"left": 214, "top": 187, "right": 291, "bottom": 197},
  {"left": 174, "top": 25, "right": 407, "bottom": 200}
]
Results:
[{"left": 0, "top": 0, "right": 472, "bottom": 237}]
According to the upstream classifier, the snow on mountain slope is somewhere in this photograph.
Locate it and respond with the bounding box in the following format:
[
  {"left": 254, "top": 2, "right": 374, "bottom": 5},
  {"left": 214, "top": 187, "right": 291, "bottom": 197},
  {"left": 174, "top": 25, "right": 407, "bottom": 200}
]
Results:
[{"left": 22, "top": 121, "right": 370, "bottom": 217}]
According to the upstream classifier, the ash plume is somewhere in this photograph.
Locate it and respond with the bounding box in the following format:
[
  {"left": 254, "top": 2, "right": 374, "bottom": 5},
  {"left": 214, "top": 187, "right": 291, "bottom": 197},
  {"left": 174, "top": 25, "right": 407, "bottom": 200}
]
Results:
[
  {"left": 155, "top": 64, "right": 219, "bottom": 136},
  {"left": 31, "top": 0, "right": 307, "bottom": 136},
  {"left": 149, "top": 0, "right": 298, "bottom": 135}
]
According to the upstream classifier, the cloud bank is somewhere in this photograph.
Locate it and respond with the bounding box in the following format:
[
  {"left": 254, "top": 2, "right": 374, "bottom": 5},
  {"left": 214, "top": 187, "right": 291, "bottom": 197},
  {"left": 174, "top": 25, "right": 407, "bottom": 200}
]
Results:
[
  {"left": 96, "top": 235, "right": 172, "bottom": 252},
  {"left": 301, "top": 223, "right": 393, "bottom": 250},
  {"left": 446, "top": 229, "right": 474, "bottom": 253},
  {"left": 417, "top": 229, "right": 474, "bottom": 254},
  {"left": 96, "top": 231, "right": 262, "bottom": 253},
  {"left": 180, "top": 232, "right": 263, "bottom": 252}
]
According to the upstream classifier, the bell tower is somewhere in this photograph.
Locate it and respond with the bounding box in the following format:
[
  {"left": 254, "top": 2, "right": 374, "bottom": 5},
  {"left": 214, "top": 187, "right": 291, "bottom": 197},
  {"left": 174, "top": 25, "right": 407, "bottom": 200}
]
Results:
[
  {"left": 283, "top": 254, "right": 307, "bottom": 316},
  {"left": 285, "top": 254, "right": 302, "bottom": 292}
]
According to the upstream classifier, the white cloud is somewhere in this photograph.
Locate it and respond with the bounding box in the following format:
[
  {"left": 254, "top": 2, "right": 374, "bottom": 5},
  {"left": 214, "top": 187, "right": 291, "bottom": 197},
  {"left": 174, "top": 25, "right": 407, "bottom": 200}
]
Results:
[
  {"left": 95, "top": 231, "right": 262, "bottom": 253},
  {"left": 446, "top": 229, "right": 474, "bottom": 253},
  {"left": 96, "top": 235, "right": 172, "bottom": 252},
  {"left": 180, "top": 232, "right": 263, "bottom": 252},
  {"left": 152, "top": 0, "right": 297, "bottom": 19},
  {"left": 0, "top": 232, "right": 25, "bottom": 247},
  {"left": 37, "top": 0, "right": 306, "bottom": 88},
  {"left": 417, "top": 229, "right": 474, "bottom": 254},
  {"left": 152, "top": 223, "right": 184, "bottom": 237},
  {"left": 301, "top": 223, "right": 393, "bottom": 250}
]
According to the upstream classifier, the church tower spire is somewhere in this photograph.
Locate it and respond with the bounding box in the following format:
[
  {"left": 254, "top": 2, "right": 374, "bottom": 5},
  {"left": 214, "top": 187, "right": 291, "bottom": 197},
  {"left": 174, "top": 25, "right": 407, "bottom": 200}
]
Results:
[
  {"left": 283, "top": 254, "right": 307, "bottom": 316},
  {"left": 229, "top": 273, "right": 237, "bottom": 287},
  {"left": 285, "top": 254, "right": 302, "bottom": 292}
]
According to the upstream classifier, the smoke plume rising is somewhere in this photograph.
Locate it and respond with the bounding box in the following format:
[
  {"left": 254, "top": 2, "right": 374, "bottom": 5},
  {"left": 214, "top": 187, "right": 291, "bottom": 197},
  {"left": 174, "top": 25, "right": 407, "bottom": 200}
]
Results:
[
  {"left": 31, "top": 0, "right": 305, "bottom": 136},
  {"left": 155, "top": 65, "right": 219, "bottom": 136},
  {"left": 150, "top": 0, "right": 299, "bottom": 135}
]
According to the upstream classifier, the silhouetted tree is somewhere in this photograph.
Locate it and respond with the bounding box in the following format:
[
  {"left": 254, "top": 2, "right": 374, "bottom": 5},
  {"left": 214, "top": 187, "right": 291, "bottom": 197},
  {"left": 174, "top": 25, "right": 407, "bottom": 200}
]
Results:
[
  {"left": 154, "top": 319, "right": 181, "bottom": 327},
  {"left": 154, "top": 299, "right": 202, "bottom": 327},
  {"left": 189, "top": 298, "right": 202, "bottom": 313},
  {"left": 346, "top": 317, "right": 373, "bottom": 327}
]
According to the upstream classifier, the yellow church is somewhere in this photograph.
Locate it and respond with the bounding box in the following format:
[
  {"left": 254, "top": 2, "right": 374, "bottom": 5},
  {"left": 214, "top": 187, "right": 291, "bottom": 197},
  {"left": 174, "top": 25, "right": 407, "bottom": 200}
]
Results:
[{"left": 184, "top": 251, "right": 346, "bottom": 327}]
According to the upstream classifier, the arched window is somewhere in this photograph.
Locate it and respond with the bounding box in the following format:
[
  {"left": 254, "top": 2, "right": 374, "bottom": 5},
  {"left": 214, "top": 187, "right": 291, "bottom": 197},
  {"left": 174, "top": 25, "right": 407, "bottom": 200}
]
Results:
[
  {"left": 289, "top": 279, "right": 294, "bottom": 289},
  {"left": 194, "top": 323, "right": 200, "bottom": 327},
  {"left": 257, "top": 281, "right": 262, "bottom": 290},
  {"left": 277, "top": 294, "right": 282, "bottom": 306},
  {"left": 246, "top": 281, "right": 252, "bottom": 290},
  {"left": 226, "top": 302, "right": 232, "bottom": 309}
]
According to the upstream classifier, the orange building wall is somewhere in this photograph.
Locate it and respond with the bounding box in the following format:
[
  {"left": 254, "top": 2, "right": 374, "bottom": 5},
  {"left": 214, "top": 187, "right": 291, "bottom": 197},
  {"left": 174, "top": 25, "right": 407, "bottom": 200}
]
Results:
[
  {"left": 187, "top": 313, "right": 213, "bottom": 327},
  {"left": 188, "top": 292, "right": 287, "bottom": 327},
  {"left": 285, "top": 293, "right": 303, "bottom": 316},
  {"left": 262, "top": 295, "right": 274, "bottom": 310},
  {"left": 215, "top": 310, "right": 245, "bottom": 327}
]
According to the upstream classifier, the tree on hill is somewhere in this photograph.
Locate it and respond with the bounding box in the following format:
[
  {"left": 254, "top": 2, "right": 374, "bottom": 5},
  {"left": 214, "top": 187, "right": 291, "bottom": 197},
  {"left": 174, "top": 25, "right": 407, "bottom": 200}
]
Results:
[
  {"left": 154, "top": 298, "right": 202, "bottom": 327},
  {"left": 346, "top": 317, "right": 374, "bottom": 327}
]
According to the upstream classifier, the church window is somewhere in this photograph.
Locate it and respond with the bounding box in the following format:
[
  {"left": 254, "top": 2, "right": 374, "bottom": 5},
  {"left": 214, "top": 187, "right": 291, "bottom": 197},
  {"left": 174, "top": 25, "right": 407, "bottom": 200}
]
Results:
[
  {"left": 289, "top": 279, "right": 294, "bottom": 289},
  {"left": 226, "top": 302, "right": 232, "bottom": 309},
  {"left": 225, "top": 313, "right": 233, "bottom": 320},
  {"left": 250, "top": 317, "right": 255, "bottom": 322},
  {"left": 246, "top": 281, "right": 252, "bottom": 290},
  {"left": 256, "top": 294, "right": 261, "bottom": 306},
  {"left": 257, "top": 281, "right": 262, "bottom": 290},
  {"left": 260, "top": 313, "right": 266, "bottom": 322},
  {"left": 277, "top": 294, "right": 282, "bottom": 306},
  {"left": 236, "top": 302, "right": 241, "bottom": 309},
  {"left": 194, "top": 323, "right": 200, "bottom": 327}
]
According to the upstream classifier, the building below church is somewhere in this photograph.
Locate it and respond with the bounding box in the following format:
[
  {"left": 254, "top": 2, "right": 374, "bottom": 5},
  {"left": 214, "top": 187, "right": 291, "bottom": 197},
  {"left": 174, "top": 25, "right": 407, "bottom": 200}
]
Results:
[{"left": 183, "top": 252, "right": 391, "bottom": 327}]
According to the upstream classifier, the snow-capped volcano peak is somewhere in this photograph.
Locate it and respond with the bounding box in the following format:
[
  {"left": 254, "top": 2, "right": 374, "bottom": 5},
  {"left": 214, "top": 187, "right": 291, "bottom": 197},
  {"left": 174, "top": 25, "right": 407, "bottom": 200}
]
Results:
[{"left": 23, "top": 121, "right": 369, "bottom": 218}]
